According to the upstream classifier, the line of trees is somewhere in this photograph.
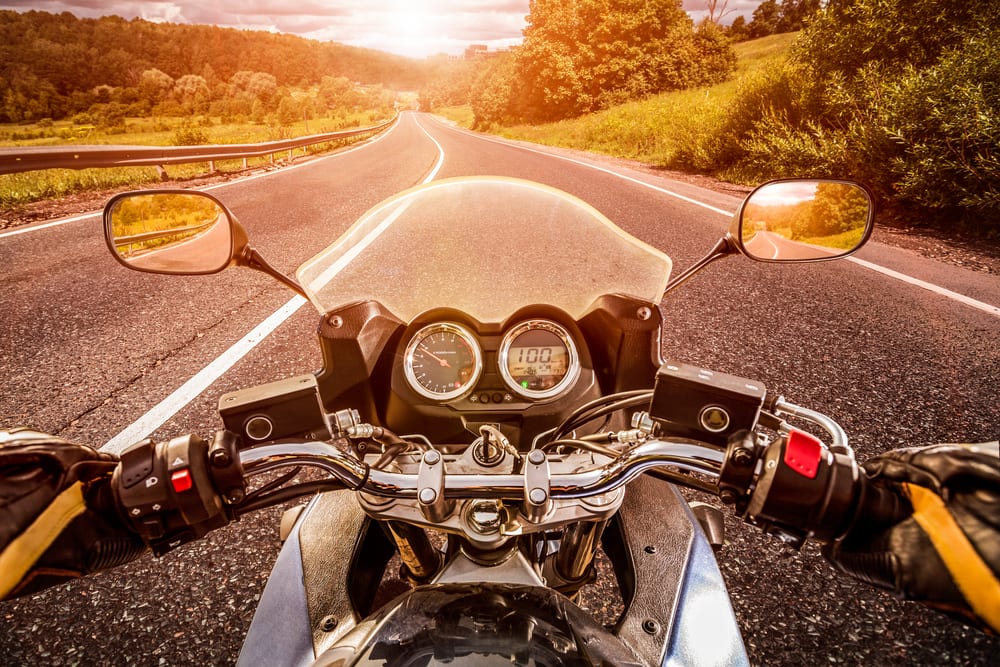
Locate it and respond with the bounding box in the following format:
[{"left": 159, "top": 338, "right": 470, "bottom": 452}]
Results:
[
  {"left": 468, "top": 0, "right": 736, "bottom": 126},
  {"left": 0, "top": 10, "right": 426, "bottom": 125},
  {"left": 725, "top": 0, "right": 821, "bottom": 42}
]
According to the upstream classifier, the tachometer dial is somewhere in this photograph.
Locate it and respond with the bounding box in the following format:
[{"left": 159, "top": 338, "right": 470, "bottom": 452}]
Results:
[
  {"left": 404, "top": 323, "right": 483, "bottom": 401},
  {"left": 499, "top": 320, "right": 580, "bottom": 400}
]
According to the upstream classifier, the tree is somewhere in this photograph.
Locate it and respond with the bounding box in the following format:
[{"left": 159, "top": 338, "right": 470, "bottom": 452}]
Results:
[
  {"left": 139, "top": 68, "right": 174, "bottom": 105},
  {"left": 748, "top": 0, "right": 781, "bottom": 38},
  {"left": 704, "top": 0, "right": 735, "bottom": 25},
  {"left": 173, "top": 74, "right": 209, "bottom": 112},
  {"left": 727, "top": 16, "right": 750, "bottom": 42},
  {"left": 506, "top": 0, "right": 736, "bottom": 123}
]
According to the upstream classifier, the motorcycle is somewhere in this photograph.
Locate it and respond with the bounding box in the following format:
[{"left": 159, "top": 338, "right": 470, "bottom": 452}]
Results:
[{"left": 98, "top": 175, "right": 887, "bottom": 666}]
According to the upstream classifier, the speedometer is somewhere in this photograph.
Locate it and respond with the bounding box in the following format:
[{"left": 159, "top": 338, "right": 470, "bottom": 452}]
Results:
[
  {"left": 404, "top": 323, "right": 483, "bottom": 401},
  {"left": 499, "top": 320, "right": 580, "bottom": 400}
]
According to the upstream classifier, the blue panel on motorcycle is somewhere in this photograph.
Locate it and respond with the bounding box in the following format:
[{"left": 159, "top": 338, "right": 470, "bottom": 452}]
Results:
[{"left": 784, "top": 430, "right": 822, "bottom": 479}]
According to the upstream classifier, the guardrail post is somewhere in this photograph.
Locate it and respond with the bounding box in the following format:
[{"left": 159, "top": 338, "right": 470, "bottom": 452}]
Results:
[
  {"left": 156, "top": 165, "right": 168, "bottom": 181},
  {"left": 209, "top": 160, "right": 216, "bottom": 173}
]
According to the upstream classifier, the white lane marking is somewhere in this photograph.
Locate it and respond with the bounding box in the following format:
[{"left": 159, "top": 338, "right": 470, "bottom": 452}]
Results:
[
  {"left": 0, "top": 212, "right": 100, "bottom": 239},
  {"left": 425, "top": 115, "right": 1000, "bottom": 317},
  {"left": 102, "top": 295, "right": 307, "bottom": 454},
  {"left": 0, "top": 118, "right": 401, "bottom": 241},
  {"left": 413, "top": 115, "right": 446, "bottom": 182},
  {"left": 305, "top": 116, "right": 443, "bottom": 295},
  {"left": 423, "top": 114, "right": 733, "bottom": 216},
  {"left": 102, "top": 114, "right": 444, "bottom": 452},
  {"left": 847, "top": 257, "right": 1000, "bottom": 318}
]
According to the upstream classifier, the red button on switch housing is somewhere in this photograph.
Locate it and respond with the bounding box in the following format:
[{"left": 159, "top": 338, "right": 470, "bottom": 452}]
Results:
[
  {"left": 784, "top": 429, "right": 822, "bottom": 479},
  {"left": 170, "top": 469, "right": 193, "bottom": 493}
]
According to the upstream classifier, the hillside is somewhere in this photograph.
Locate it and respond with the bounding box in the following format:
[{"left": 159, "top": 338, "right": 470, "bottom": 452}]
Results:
[
  {"left": 0, "top": 9, "right": 429, "bottom": 123},
  {"left": 439, "top": 33, "right": 797, "bottom": 171}
]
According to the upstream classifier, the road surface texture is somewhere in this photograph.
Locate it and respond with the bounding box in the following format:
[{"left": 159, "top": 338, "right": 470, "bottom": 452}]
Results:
[{"left": 1, "top": 112, "right": 998, "bottom": 665}]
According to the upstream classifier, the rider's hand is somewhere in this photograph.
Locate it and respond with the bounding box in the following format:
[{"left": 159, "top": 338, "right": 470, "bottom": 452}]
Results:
[
  {"left": 823, "top": 442, "right": 1000, "bottom": 633},
  {"left": 0, "top": 428, "right": 146, "bottom": 599}
]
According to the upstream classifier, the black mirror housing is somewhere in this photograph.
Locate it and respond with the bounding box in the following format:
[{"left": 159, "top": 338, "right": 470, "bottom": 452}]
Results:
[
  {"left": 729, "top": 179, "right": 875, "bottom": 263},
  {"left": 103, "top": 190, "right": 246, "bottom": 275}
]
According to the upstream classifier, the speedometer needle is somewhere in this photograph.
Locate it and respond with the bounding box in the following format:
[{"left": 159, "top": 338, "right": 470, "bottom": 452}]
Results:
[{"left": 420, "top": 346, "right": 451, "bottom": 367}]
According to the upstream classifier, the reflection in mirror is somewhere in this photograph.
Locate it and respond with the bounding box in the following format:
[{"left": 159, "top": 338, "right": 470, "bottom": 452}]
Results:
[
  {"left": 106, "top": 193, "right": 233, "bottom": 274},
  {"left": 738, "top": 180, "right": 872, "bottom": 262}
]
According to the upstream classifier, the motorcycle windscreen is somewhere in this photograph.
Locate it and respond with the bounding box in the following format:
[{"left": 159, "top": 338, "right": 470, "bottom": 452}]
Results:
[
  {"left": 296, "top": 177, "right": 672, "bottom": 322},
  {"left": 313, "top": 583, "right": 641, "bottom": 666}
]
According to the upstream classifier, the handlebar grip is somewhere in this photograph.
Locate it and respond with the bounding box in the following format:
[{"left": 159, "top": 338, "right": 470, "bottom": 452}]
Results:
[{"left": 847, "top": 469, "right": 912, "bottom": 536}]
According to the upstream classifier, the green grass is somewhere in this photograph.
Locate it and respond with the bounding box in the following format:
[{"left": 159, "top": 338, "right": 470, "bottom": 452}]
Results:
[
  {"left": 0, "top": 111, "right": 388, "bottom": 210},
  {"left": 437, "top": 33, "right": 798, "bottom": 173},
  {"left": 801, "top": 225, "right": 867, "bottom": 251}
]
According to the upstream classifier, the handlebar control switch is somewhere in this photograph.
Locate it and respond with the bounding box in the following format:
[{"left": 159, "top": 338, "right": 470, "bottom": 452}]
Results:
[
  {"left": 114, "top": 434, "right": 241, "bottom": 555},
  {"left": 649, "top": 362, "right": 766, "bottom": 447},
  {"left": 743, "top": 429, "right": 862, "bottom": 546}
]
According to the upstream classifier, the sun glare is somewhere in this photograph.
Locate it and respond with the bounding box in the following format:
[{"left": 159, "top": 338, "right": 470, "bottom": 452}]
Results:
[{"left": 386, "top": 2, "right": 440, "bottom": 56}]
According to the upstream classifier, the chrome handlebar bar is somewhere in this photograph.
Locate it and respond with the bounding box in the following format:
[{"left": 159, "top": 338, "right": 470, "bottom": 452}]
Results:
[{"left": 239, "top": 438, "right": 727, "bottom": 501}]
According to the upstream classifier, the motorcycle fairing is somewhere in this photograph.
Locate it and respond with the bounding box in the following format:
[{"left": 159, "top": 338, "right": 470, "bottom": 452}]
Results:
[{"left": 239, "top": 475, "right": 747, "bottom": 666}]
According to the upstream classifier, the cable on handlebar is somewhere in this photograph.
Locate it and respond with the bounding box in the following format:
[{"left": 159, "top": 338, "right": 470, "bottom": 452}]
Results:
[
  {"left": 551, "top": 390, "right": 652, "bottom": 441},
  {"left": 234, "top": 479, "right": 349, "bottom": 515}
]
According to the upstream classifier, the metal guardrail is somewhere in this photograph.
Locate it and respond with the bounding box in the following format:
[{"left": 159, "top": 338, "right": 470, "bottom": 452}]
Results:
[{"left": 0, "top": 115, "right": 397, "bottom": 176}]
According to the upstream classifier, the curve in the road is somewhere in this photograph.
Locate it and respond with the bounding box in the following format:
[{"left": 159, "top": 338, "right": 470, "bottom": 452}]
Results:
[{"left": 422, "top": 115, "right": 1000, "bottom": 319}]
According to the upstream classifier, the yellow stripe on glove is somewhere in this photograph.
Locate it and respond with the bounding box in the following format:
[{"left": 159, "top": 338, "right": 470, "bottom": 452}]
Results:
[
  {"left": 906, "top": 483, "right": 1000, "bottom": 632},
  {"left": 0, "top": 481, "right": 87, "bottom": 598}
]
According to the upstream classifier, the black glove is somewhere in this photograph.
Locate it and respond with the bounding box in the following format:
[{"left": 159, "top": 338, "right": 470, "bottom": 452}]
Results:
[
  {"left": 0, "top": 428, "right": 147, "bottom": 599},
  {"left": 823, "top": 442, "right": 1000, "bottom": 633}
]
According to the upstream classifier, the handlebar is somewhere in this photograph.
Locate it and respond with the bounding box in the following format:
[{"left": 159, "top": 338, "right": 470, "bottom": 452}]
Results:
[
  {"left": 238, "top": 438, "right": 727, "bottom": 501},
  {"left": 111, "top": 414, "right": 910, "bottom": 557}
]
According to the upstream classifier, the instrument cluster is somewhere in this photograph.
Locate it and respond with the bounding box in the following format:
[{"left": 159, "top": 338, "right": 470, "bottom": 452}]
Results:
[{"left": 401, "top": 318, "right": 582, "bottom": 406}]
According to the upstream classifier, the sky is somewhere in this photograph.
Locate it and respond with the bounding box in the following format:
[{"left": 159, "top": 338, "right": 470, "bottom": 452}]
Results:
[{"left": 1, "top": 1, "right": 763, "bottom": 59}]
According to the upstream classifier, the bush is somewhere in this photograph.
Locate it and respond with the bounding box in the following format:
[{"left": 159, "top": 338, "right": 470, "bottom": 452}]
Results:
[
  {"left": 171, "top": 124, "right": 209, "bottom": 146},
  {"left": 696, "top": 1, "right": 1000, "bottom": 235},
  {"left": 866, "top": 30, "right": 1000, "bottom": 231}
]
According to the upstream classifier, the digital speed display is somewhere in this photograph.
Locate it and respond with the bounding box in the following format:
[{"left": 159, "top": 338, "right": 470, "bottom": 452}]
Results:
[{"left": 500, "top": 320, "right": 580, "bottom": 399}]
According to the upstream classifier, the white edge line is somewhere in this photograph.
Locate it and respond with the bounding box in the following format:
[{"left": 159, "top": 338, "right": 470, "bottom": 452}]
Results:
[
  {"left": 425, "top": 114, "right": 1000, "bottom": 318},
  {"left": 423, "top": 113, "right": 734, "bottom": 217},
  {"left": 102, "top": 295, "right": 307, "bottom": 454},
  {"left": 0, "top": 117, "right": 401, "bottom": 241},
  {"left": 847, "top": 257, "right": 1000, "bottom": 318},
  {"left": 101, "top": 113, "right": 445, "bottom": 452}
]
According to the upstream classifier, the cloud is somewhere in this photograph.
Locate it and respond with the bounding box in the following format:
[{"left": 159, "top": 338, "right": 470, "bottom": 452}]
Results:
[{"left": 1, "top": 1, "right": 763, "bottom": 57}]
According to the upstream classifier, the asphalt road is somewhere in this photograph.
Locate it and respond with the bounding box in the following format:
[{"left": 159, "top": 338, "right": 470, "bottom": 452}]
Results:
[{"left": 1, "top": 111, "right": 998, "bottom": 665}]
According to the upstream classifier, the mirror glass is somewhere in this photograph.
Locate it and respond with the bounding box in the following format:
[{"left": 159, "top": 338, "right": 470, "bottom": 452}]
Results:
[
  {"left": 738, "top": 180, "right": 872, "bottom": 261},
  {"left": 106, "top": 192, "right": 233, "bottom": 274}
]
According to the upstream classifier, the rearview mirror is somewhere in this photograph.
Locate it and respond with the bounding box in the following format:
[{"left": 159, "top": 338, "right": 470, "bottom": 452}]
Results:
[
  {"left": 733, "top": 179, "right": 874, "bottom": 262},
  {"left": 104, "top": 191, "right": 236, "bottom": 274}
]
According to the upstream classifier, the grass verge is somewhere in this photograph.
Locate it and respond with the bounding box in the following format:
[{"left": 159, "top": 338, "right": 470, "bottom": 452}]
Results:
[
  {"left": 0, "top": 112, "right": 386, "bottom": 210},
  {"left": 437, "top": 33, "right": 798, "bottom": 180}
]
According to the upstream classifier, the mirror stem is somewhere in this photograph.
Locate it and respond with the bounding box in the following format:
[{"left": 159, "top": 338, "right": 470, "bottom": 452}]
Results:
[
  {"left": 240, "top": 247, "right": 309, "bottom": 299},
  {"left": 663, "top": 237, "right": 737, "bottom": 295}
]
